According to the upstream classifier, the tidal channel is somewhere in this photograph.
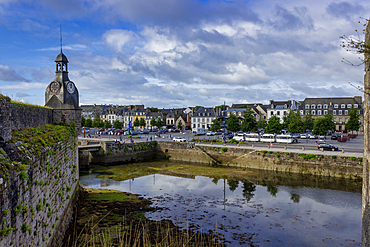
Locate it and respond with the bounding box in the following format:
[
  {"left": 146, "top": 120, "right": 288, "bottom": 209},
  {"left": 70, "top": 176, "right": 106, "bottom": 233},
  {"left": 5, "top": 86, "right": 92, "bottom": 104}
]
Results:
[{"left": 80, "top": 161, "right": 362, "bottom": 246}]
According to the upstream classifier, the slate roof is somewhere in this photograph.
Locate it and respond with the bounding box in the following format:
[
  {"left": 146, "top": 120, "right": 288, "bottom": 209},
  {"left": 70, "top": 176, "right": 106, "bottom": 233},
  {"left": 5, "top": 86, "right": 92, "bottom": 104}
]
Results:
[{"left": 193, "top": 107, "right": 216, "bottom": 117}]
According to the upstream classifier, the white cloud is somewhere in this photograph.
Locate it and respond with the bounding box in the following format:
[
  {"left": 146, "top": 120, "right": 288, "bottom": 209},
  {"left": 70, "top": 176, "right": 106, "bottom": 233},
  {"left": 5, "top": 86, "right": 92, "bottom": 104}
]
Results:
[{"left": 102, "top": 29, "right": 141, "bottom": 52}]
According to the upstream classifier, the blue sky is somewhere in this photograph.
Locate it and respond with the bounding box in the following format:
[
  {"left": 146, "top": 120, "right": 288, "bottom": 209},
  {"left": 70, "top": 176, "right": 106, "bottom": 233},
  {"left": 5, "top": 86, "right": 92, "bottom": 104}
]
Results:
[{"left": 0, "top": 0, "right": 368, "bottom": 108}]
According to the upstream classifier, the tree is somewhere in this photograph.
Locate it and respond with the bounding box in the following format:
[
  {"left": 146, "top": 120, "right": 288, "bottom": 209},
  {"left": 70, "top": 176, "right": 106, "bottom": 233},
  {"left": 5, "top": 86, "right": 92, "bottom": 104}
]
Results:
[
  {"left": 227, "top": 114, "right": 240, "bottom": 132},
  {"left": 302, "top": 113, "right": 314, "bottom": 132},
  {"left": 85, "top": 118, "right": 92, "bottom": 128},
  {"left": 242, "top": 181, "right": 256, "bottom": 202},
  {"left": 240, "top": 106, "right": 257, "bottom": 132},
  {"left": 104, "top": 120, "right": 112, "bottom": 129},
  {"left": 210, "top": 119, "right": 221, "bottom": 132},
  {"left": 285, "top": 111, "right": 303, "bottom": 133},
  {"left": 139, "top": 118, "right": 146, "bottom": 128},
  {"left": 92, "top": 117, "right": 104, "bottom": 128},
  {"left": 113, "top": 120, "right": 123, "bottom": 129},
  {"left": 81, "top": 116, "right": 86, "bottom": 127},
  {"left": 266, "top": 115, "right": 282, "bottom": 134},
  {"left": 177, "top": 121, "right": 183, "bottom": 129},
  {"left": 227, "top": 180, "right": 239, "bottom": 192},
  {"left": 346, "top": 106, "right": 361, "bottom": 133},
  {"left": 150, "top": 118, "right": 157, "bottom": 128},
  {"left": 134, "top": 118, "right": 140, "bottom": 128},
  {"left": 257, "top": 119, "right": 267, "bottom": 130},
  {"left": 156, "top": 118, "right": 164, "bottom": 128},
  {"left": 312, "top": 112, "right": 335, "bottom": 135}
]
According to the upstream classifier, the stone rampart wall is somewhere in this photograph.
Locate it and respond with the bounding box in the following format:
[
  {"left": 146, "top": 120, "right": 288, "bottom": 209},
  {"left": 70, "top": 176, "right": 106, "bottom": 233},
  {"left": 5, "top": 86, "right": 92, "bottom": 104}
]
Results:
[{"left": 0, "top": 128, "right": 79, "bottom": 247}]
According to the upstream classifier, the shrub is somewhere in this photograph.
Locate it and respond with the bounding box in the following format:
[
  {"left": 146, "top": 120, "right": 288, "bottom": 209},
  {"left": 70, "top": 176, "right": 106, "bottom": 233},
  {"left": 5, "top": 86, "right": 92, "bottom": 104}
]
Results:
[
  {"left": 331, "top": 155, "right": 336, "bottom": 159},
  {"left": 221, "top": 147, "right": 228, "bottom": 153},
  {"left": 268, "top": 151, "right": 273, "bottom": 154},
  {"left": 276, "top": 154, "right": 280, "bottom": 158},
  {"left": 262, "top": 150, "right": 267, "bottom": 154},
  {"left": 350, "top": 157, "right": 356, "bottom": 161},
  {"left": 359, "top": 158, "right": 363, "bottom": 162},
  {"left": 284, "top": 152, "right": 289, "bottom": 155}
]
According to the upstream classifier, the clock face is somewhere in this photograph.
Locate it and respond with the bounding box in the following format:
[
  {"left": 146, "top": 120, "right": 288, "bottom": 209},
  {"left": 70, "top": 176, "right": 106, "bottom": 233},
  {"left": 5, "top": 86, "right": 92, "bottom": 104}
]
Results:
[
  {"left": 50, "top": 81, "right": 60, "bottom": 94},
  {"left": 67, "top": 82, "right": 75, "bottom": 94}
]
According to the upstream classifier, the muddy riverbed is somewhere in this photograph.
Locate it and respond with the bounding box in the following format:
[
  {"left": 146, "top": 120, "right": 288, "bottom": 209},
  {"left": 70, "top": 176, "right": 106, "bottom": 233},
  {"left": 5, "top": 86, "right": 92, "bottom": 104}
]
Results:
[{"left": 78, "top": 161, "right": 362, "bottom": 246}]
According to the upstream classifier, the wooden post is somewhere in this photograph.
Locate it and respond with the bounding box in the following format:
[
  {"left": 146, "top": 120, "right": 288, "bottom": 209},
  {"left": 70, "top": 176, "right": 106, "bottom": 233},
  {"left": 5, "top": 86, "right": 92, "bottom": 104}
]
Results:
[
  {"left": 284, "top": 145, "right": 287, "bottom": 150},
  {"left": 252, "top": 144, "right": 254, "bottom": 148},
  {"left": 342, "top": 148, "right": 344, "bottom": 153},
  {"left": 302, "top": 146, "right": 305, "bottom": 151}
]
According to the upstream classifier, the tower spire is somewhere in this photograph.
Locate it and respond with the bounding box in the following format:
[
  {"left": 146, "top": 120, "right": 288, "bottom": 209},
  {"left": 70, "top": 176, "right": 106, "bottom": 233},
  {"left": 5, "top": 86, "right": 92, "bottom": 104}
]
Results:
[{"left": 60, "top": 24, "right": 62, "bottom": 52}]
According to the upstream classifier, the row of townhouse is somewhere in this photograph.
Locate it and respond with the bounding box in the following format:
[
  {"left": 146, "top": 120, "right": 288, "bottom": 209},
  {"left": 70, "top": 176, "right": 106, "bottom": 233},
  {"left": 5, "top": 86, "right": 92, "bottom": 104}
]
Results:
[{"left": 81, "top": 96, "right": 363, "bottom": 132}]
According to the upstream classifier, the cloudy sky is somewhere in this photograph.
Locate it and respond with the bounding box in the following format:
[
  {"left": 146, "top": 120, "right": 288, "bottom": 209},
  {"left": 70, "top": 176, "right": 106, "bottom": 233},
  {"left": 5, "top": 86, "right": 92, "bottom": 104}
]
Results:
[{"left": 0, "top": 0, "right": 368, "bottom": 108}]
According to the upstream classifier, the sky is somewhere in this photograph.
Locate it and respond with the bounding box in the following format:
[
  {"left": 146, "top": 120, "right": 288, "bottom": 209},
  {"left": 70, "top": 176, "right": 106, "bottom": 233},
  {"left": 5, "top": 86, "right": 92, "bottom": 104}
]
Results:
[{"left": 0, "top": 0, "right": 368, "bottom": 108}]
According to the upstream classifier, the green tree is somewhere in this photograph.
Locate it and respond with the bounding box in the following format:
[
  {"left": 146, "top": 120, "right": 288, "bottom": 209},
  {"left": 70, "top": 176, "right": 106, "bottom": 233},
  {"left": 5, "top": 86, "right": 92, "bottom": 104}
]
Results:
[
  {"left": 156, "top": 118, "right": 164, "bottom": 128},
  {"left": 134, "top": 117, "right": 140, "bottom": 128},
  {"left": 312, "top": 118, "right": 327, "bottom": 135},
  {"left": 346, "top": 106, "right": 361, "bottom": 133},
  {"left": 104, "top": 120, "right": 112, "bottom": 129},
  {"left": 81, "top": 116, "right": 86, "bottom": 127},
  {"left": 214, "top": 105, "right": 229, "bottom": 111},
  {"left": 139, "top": 118, "right": 146, "bottom": 128},
  {"left": 177, "top": 121, "right": 183, "bottom": 129},
  {"left": 285, "top": 112, "right": 303, "bottom": 133},
  {"left": 266, "top": 115, "right": 282, "bottom": 134},
  {"left": 150, "top": 118, "right": 157, "bottom": 128},
  {"left": 302, "top": 113, "right": 314, "bottom": 132},
  {"left": 227, "top": 114, "right": 240, "bottom": 132},
  {"left": 257, "top": 119, "right": 267, "bottom": 130},
  {"left": 210, "top": 119, "right": 221, "bottom": 132},
  {"left": 240, "top": 107, "right": 257, "bottom": 132},
  {"left": 113, "top": 120, "right": 123, "bottom": 129},
  {"left": 85, "top": 118, "right": 93, "bottom": 128},
  {"left": 92, "top": 117, "right": 104, "bottom": 128}
]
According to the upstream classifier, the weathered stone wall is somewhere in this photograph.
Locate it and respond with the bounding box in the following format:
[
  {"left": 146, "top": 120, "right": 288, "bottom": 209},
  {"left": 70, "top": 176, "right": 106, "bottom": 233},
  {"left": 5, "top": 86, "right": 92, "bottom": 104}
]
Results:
[
  {"left": 0, "top": 95, "right": 81, "bottom": 142},
  {"left": 79, "top": 141, "right": 157, "bottom": 167},
  {"left": 0, "top": 127, "right": 79, "bottom": 247},
  {"left": 363, "top": 20, "right": 370, "bottom": 247},
  {"left": 157, "top": 142, "right": 363, "bottom": 179}
]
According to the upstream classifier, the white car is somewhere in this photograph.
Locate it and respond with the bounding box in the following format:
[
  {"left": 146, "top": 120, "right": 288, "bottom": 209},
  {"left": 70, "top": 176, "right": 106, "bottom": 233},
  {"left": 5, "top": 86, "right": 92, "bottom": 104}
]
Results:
[
  {"left": 173, "top": 137, "right": 187, "bottom": 142},
  {"left": 206, "top": 131, "right": 216, "bottom": 136},
  {"left": 300, "top": 134, "right": 307, "bottom": 139}
]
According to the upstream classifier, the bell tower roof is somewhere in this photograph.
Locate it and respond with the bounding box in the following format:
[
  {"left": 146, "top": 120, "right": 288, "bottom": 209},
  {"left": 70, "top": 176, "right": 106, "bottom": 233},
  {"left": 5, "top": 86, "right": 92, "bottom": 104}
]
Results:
[{"left": 55, "top": 50, "right": 68, "bottom": 63}]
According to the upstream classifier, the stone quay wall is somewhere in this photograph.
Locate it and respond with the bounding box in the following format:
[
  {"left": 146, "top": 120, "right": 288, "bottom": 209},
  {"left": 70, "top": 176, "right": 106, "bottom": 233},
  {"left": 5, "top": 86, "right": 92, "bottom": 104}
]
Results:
[{"left": 156, "top": 142, "right": 363, "bottom": 179}]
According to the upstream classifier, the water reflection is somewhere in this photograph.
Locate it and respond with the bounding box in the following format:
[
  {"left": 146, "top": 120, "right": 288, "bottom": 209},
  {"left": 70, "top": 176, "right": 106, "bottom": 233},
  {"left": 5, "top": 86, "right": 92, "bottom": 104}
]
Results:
[{"left": 80, "top": 170, "right": 361, "bottom": 246}]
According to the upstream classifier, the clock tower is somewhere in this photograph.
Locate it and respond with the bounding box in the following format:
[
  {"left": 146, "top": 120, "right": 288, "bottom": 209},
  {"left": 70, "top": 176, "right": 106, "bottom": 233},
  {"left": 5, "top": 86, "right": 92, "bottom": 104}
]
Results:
[
  {"left": 45, "top": 50, "right": 79, "bottom": 109},
  {"left": 45, "top": 49, "right": 81, "bottom": 132}
]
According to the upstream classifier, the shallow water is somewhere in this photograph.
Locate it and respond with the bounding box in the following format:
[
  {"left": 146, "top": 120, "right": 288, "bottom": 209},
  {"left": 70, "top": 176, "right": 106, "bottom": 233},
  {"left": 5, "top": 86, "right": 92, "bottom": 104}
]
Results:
[{"left": 80, "top": 163, "right": 362, "bottom": 246}]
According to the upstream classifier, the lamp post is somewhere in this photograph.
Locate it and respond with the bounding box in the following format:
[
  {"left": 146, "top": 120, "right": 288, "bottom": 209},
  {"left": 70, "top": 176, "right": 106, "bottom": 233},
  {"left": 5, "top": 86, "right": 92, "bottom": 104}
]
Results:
[{"left": 223, "top": 101, "right": 226, "bottom": 143}]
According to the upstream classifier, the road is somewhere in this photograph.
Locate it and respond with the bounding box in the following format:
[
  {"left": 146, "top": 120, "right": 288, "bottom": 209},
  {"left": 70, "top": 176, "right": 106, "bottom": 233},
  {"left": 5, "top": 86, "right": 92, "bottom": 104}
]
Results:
[{"left": 80, "top": 131, "right": 364, "bottom": 156}]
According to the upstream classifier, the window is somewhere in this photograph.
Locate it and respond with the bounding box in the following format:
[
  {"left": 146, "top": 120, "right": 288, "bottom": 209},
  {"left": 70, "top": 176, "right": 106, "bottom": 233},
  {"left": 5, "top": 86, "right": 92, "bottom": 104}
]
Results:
[
  {"left": 300, "top": 110, "right": 304, "bottom": 115},
  {"left": 354, "top": 104, "right": 358, "bottom": 108},
  {"left": 345, "top": 118, "right": 348, "bottom": 123},
  {"left": 283, "top": 111, "right": 287, "bottom": 115},
  {"left": 238, "top": 112, "right": 241, "bottom": 116},
  {"left": 345, "top": 110, "right": 348, "bottom": 115},
  {"left": 335, "top": 118, "right": 338, "bottom": 123},
  {"left": 193, "top": 124, "right": 196, "bottom": 128},
  {"left": 227, "top": 112, "right": 230, "bottom": 116},
  {"left": 277, "top": 111, "right": 280, "bottom": 116},
  {"left": 334, "top": 104, "right": 338, "bottom": 109},
  {"left": 347, "top": 104, "right": 352, "bottom": 108},
  {"left": 341, "top": 104, "right": 345, "bottom": 109},
  {"left": 324, "top": 110, "right": 328, "bottom": 115},
  {"left": 311, "top": 110, "right": 315, "bottom": 115},
  {"left": 324, "top": 104, "right": 328, "bottom": 109},
  {"left": 311, "top": 104, "right": 316, "bottom": 109},
  {"left": 317, "top": 104, "right": 322, "bottom": 109},
  {"left": 339, "top": 110, "right": 342, "bottom": 115},
  {"left": 317, "top": 110, "right": 322, "bottom": 115},
  {"left": 305, "top": 105, "right": 310, "bottom": 109},
  {"left": 333, "top": 110, "right": 336, "bottom": 115},
  {"left": 339, "top": 118, "right": 343, "bottom": 123},
  {"left": 271, "top": 112, "right": 274, "bottom": 116}
]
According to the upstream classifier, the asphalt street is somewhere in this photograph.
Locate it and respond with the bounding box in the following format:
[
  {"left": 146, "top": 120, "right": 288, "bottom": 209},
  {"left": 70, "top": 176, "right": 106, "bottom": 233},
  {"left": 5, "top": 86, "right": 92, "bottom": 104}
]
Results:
[{"left": 80, "top": 131, "right": 364, "bottom": 157}]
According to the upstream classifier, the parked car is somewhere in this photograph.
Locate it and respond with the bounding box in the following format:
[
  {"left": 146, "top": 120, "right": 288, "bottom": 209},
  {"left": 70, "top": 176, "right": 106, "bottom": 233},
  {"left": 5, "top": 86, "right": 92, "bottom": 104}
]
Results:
[
  {"left": 225, "top": 133, "right": 234, "bottom": 139},
  {"left": 317, "top": 143, "right": 338, "bottom": 151},
  {"left": 300, "top": 134, "right": 307, "bottom": 139},
  {"left": 206, "top": 131, "right": 216, "bottom": 136},
  {"left": 173, "top": 129, "right": 180, "bottom": 132},
  {"left": 173, "top": 137, "right": 187, "bottom": 142},
  {"left": 319, "top": 135, "right": 326, "bottom": 139},
  {"left": 141, "top": 129, "right": 149, "bottom": 134},
  {"left": 308, "top": 134, "right": 318, "bottom": 139},
  {"left": 331, "top": 134, "right": 338, "bottom": 140},
  {"left": 158, "top": 129, "right": 166, "bottom": 134},
  {"left": 131, "top": 130, "right": 140, "bottom": 135}
]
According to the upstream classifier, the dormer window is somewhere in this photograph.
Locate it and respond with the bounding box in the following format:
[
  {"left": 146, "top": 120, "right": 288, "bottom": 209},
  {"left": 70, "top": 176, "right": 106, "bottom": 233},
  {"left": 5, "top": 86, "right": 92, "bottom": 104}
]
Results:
[
  {"left": 333, "top": 110, "right": 336, "bottom": 115},
  {"left": 317, "top": 104, "right": 322, "bottom": 109},
  {"left": 341, "top": 104, "right": 345, "bottom": 109},
  {"left": 334, "top": 104, "right": 338, "bottom": 109},
  {"left": 305, "top": 105, "right": 310, "bottom": 109},
  {"left": 347, "top": 104, "right": 352, "bottom": 108},
  {"left": 311, "top": 110, "right": 315, "bottom": 115},
  {"left": 345, "top": 110, "right": 348, "bottom": 115},
  {"left": 354, "top": 104, "right": 358, "bottom": 108},
  {"left": 284, "top": 104, "right": 287, "bottom": 108},
  {"left": 311, "top": 104, "right": 315, "bottom": 109}
]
